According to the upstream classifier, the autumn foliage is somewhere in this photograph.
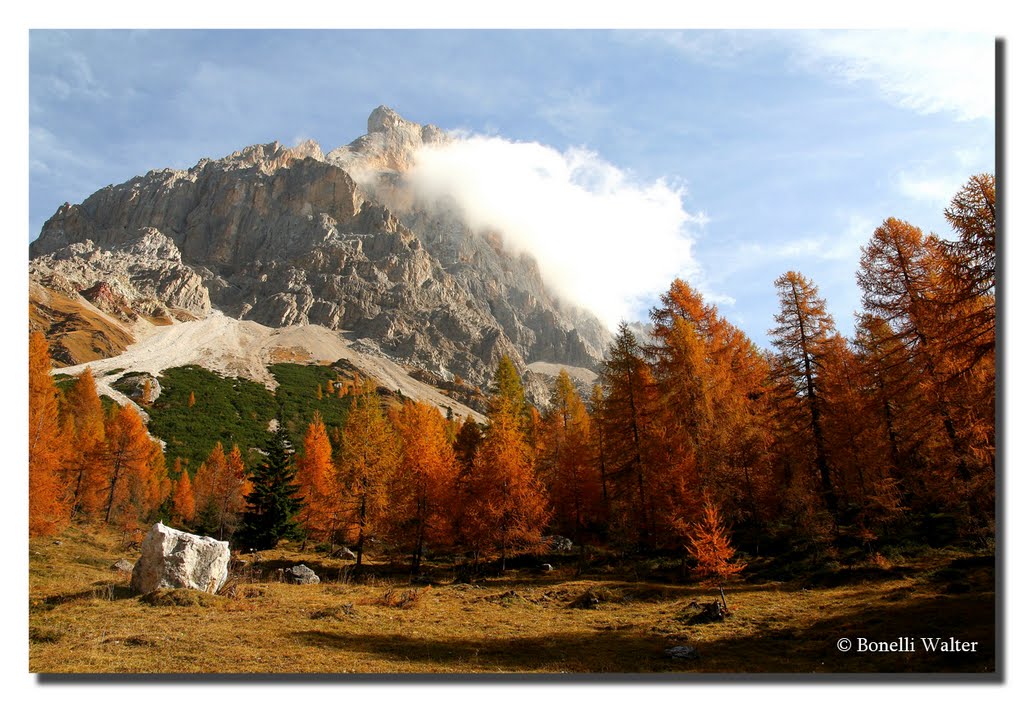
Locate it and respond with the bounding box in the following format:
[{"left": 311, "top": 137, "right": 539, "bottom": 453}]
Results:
[
  {"left": 294, "top": 412, "right": 337, "bottom": 543},
  {"left": 27, "top": 174, "right": 995, "bottom": 579},
  {"left": 29, "top": 332, "right": 70, "bottom": 536},
  {"left": 686, "top": 502, "right": 745, "bottom": 582}
]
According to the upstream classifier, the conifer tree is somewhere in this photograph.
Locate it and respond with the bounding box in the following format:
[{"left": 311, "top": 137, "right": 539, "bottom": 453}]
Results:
[
  {"left": 338, "top": 380, "right": 400, "bottom": 566},
  {"left": 101, "top": 404, "right": 157, "bottom": 528},
  {"left": 648, "top": 280, "right": 773, "bottom": 524},
  {"left": 171, "top": 469, "right": 196, "bottom": 526},
  {"left": 599, "top": 323, "right": 666, "bottom": 550},
  {"left": 537, "top": 371, "right": 600, "bottom": 547},
  {"left": 63, "top": 366, "right": 107, "bottom": 518},
  {"left": 686, "top": 501, "right": 745, "bottom": 610},
  {"left": 588, "top": 385, "right": 614, "bottom": 521},
  {"left": 193, "top": 442, "right": 250, "bottom": 539},
  {"left": 770, "top": 271, "right": 839, "bottom": 516},
  {"left": 238, "top": 425, "right": 303, "bottom": 550},
  {"left": 29, "top": 332, "right": 70, "bottom": 536},
  {"left": 295, "top": 411, "right": 337, "bottom": 545},
  {"left": 389, "top": 400, "right": 458, "bottom": 573},
  {"left": 451, "top": 416, "right": 484, "bottom": 546},
  {"left": 463, "top": 358, "right": 549, "bottom": 570}
]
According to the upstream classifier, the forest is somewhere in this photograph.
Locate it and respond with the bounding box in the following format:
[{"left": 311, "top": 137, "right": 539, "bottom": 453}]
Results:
[
  {"left": 29, "top": 173, "right": 995, "bottom": 558},
  {"left": 27, "top": 174, "right": 995, "bottom": 674}
]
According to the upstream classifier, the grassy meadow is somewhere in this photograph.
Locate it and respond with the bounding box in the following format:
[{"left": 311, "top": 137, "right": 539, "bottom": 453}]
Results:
[{"left": 29, "top": 526, "right": 995, "bottom": 675}]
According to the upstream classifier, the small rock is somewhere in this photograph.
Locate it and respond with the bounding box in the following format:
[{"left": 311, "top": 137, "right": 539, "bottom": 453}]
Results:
[
  {"left": 332, "top": 546, "right": 357, "bottom": 560},
  {"left": 111, "top": 559, "right": 134, "bottom": 572},
  {"left": 544, "top": 535, "right": 573, "bottom": 553},
  {"left": 52, "top": 540, "right": 63, "bottom": 546},
  {"left": 540, "top": 563, "right": 554, "bottom": 572},
  {"left": 284, "top": 564, "right": 320, "bottom": 585},
  {"left": 665, "top": 645, "right": 699, "bottom": 660}
]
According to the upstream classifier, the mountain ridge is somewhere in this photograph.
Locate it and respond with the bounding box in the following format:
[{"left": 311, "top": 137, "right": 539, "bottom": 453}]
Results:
[{"left": 29, "top": 106, "right": 611, "bottom": 406}]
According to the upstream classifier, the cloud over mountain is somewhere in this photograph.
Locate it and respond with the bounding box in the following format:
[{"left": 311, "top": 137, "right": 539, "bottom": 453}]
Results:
[{"left": 400, "top": 134, "right": 701, "bottom": 329}]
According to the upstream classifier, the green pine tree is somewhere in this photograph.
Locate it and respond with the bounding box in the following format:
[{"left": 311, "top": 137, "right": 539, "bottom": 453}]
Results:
[{"left": 237, "top": 425, "right": 304, "bottom": 550}]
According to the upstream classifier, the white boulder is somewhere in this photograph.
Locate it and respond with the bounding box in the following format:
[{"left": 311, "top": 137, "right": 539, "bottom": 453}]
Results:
[{"left": 130, "top": 522, "right": 231, "bottom": 595}]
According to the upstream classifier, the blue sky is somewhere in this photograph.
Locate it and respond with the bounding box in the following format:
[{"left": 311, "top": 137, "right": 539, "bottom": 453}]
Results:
[{"left": 28, "top": 28, "right": 995, "bottom": 348}]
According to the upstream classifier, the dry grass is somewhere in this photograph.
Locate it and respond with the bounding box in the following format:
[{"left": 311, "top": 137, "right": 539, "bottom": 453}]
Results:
[
  {"left": 28, "top": 527, "right": 996, "bottom": 675},
  {"left": 29, "top": 286, "right": 134, "bottom": 366}
]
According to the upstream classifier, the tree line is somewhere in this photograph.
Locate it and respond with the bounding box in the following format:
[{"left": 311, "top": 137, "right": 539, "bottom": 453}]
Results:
[{"left": 29, "top": 174, "right": 994, "bottom": 570}]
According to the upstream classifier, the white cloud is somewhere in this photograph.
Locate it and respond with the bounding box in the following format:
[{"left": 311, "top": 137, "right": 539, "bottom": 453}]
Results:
[
  {"left": 737, "top": 213, "right": 872, "bottom": 264},
  {"left": 795, "top": 30, "right": 994, "bottom": 121},
  {"left": 895, "top": 170, "right": 966, "bottom": 205},
  {"left": 648, "top": 30, "right": 994, "bottom": 122},
  {"left": 402, "top": 135, "right": 700, "bottom": 329}
]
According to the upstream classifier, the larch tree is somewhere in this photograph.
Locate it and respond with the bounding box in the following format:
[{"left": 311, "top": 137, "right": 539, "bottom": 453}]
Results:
[
  {"left": 171, "top": 468, "right": 196, "bottom": 527},
  {"left": 857, "top": 217, "right": 978, "bottom": 483},
  {"left": 599, "top": 323, "right": 668, "bottom": 551},
  {"left": 28, "top": 332, "right": 70, "bottom": 536},
  {"left": 537, "top": 370, "right": 600, "bottom": 549},
  {"left": 451, "top": 415, "right": 484, "bottom": 546},
  {"left": 101, "top": 404, "right": 158, "bottom": 528},
  {"left": 337, "top": 379, "right": 400, "bottom": 567},
  {"left": 770, "top": 271, "right": 839, "bottom": 516},
  {"left": 217, "top": 445, "right": 250, "bottom": 539},
  {"left": 63, "top": 366, "right": 107, "bottom": 519},
  {"left": 938, "top": 175, "right": 996, "bottom": 478},
  {"left": 588, "top": 383, "right": 611, "bottom": 522},
  {"left": 942, "top": 173, "right": 995, "bottom": 331},
  {"left": 192, "top": 445, "right": 223, "bottom": 531},
  {"left": 389, "top": 400, "right": 459, "bottom": 573},
  {"left": 193, "top": 442, "right": 250, "bottom": 539},
  {"left": 295, "top": 412, "right": 337, "bottom": 545},
  {"left": 460, "top": 357, "right": 549, "bottom": 569},
  {"left": 649, "top": 280, "right": 773, "bottom": 527},
  {"left": 685, "top": 501, "right": 746, "bottom": 610}
]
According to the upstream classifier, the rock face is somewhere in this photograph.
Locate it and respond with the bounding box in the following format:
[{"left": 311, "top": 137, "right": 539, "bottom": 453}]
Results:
[
  {"left": 129, "top": 522, "right": 230, "bottom": 595},
  {"left": 29, "top": 105, "right": 610, "bottom": 395}
]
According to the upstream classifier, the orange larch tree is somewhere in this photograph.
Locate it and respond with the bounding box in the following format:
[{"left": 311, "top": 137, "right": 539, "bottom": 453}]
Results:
[
  {"left": 770, "top": 271, "right": 840, "bottom": 517},
  {"left": 598, "top": 324, "right": 673, "bottom": 551},
  {"left": 337, "top": 380, "right": 400, "bottom": 567},
  {"left": 388, "top": 399, "right": 459, "bottom": 573},
  {"left": 193, "top": 442, "right": 251, "bottom": 540},
  {"left": 857, "top": 218, "right": 969, "bottom": 479},
  {"left": 63, "top": 366, "right": 107, "bottom": 519},
  {"left": 685, "top": 501, "right": 746, "bottom": 610},
  {"left": 462, "top": 358, "right": 549, "bottom": 570},
  {"left": 294, "top": 411, "right": 337, "bottom": 545},
  {"left": 536, "top": 370, "right": 600, "bottom": 549},
  {"left": 101, "top": 404, "right": 158, "bottom": 528},
  {"left": 28, "top": 332, "right": 71, "bottom": 536},
  {"left": 649, "top": 280, "right": 773, "bottom": 529},
  {"left": 171, "top": 468, "right": 196, "bottom": 527}
]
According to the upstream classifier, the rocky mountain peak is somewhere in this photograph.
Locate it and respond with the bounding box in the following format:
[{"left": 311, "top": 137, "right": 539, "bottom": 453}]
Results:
[
  {"left": 367, "top": 105, "right": 407, "bottom": 134},
  {"left": 30, "top": 105, "right": 611, "bottom": 405},
  {"left": 219, "top": 140, "right": 325, "bottom": 175},
  {"left": 328, "top": 106, "right": 449, "bottom": 174}
]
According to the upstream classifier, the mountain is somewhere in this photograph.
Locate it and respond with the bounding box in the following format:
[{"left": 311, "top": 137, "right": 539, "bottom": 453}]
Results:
[{"left": 29, "top": 106, "right": 611, "bottom": 406}]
